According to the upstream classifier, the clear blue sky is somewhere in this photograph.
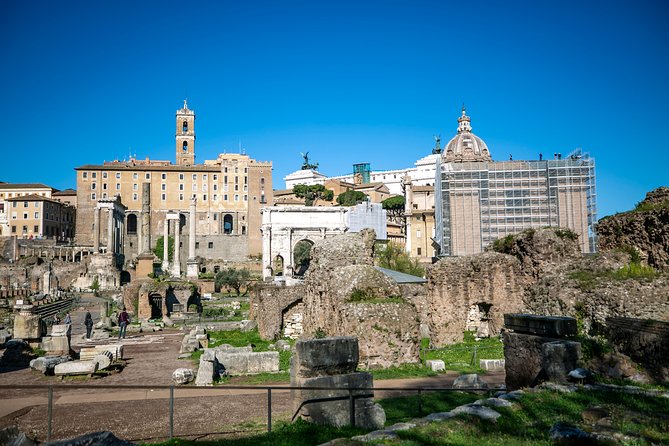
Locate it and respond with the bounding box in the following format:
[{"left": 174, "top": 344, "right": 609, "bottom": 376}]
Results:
[{"left": 3, "top": 0, "right": 668, "bottom": 218}]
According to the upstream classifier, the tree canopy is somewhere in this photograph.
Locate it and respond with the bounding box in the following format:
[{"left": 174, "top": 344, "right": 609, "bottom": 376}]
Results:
[
  {"left": 336, "top": 190, "right": 368, "bottom": 206},
  {"left": 375, "top": 242, "right": 425, "bottom": 277},
  {"left": 153, "top": 236, "right": 174, "bottom": 261},
  {"left": 293, "top": 184, "right": 334, "bottom": 206},
  {"left": 215, "top": 267, "right": 253, "bottom": 296},
  {"left": 382, "top": 196, "right": 406, "bottom": 223}
]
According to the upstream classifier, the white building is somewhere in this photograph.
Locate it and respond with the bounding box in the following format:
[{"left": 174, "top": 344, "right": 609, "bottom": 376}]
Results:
[{"left": 261, "top": 202, "right": 387, "bottom": 279}]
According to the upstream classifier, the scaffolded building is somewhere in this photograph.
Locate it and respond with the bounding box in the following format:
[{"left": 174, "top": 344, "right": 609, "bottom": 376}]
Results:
[{"left": 435, "top": 108, "right": 597, "bottom": 256}]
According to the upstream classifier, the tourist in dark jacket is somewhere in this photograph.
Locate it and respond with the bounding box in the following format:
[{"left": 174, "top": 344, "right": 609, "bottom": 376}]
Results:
[
  {"left": 84, "top": 311, "right": 93, "bottom": 340},
  {"left": 118, "top": 307, "right": 129, "bottom": 339}
]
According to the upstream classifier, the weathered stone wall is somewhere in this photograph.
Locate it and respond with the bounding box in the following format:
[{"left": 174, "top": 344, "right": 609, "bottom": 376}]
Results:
[
  {"left": 427, "top": 252, "right": 526, "bottom": 345},
  {"left": 597, "top": 187, "right": 669, "bottom": 270},
  {"left": 606, "top": 317, "right": 669, "bottom": 382},
  {"left": 251, "top": 283, "right": 304, "bottom": 340},
  {"left": 524, "top": 251, "right": 669, "bottom": 332}
]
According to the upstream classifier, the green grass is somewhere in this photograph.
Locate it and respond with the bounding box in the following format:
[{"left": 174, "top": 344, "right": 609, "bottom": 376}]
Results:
[
  {"left": 370, "top": 363, "right": 438, "bottom": 380},
  {"left": 569, "top": 262, "right": 659, "bottom": 291},
  {"left": 423, "top": 333, "right": 504, "bottom": 374}
]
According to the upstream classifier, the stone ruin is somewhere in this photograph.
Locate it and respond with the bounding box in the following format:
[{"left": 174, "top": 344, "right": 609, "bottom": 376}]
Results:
[
  {"left": 291, "top": 336, "right": 385, "bottom": 430},
  {"left": 253, "top": 230, "right": 422, "bottom": 368},
  {"left": 194, "top": 343, "right": 279, "bottom": 386},
  {"left": 502, "top": 313, "right": 581, "bottom": 391}
]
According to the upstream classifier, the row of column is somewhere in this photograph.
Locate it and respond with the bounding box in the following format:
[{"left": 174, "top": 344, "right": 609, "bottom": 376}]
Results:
[
  {"left": 161, "top": 198, "right": 198, "bottom": 278},
  {"left": 93, "top": 206, "right": 125, "bottom": 255}
]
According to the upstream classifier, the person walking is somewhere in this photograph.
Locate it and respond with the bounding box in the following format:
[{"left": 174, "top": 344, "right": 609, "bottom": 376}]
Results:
[
  {"left": 118, "top": 307, "right": 129, "bottom": 339},
  {"left": 84, "top": 311, "right": 93, "bottom": 340},
  {"left": 63, "top": 312, "right": 72, "bottom": 325}
]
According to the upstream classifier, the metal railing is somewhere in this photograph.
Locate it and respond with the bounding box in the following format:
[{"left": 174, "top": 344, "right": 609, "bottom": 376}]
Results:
[{"left": 0, "top": 383, "right": 501, "bottom": 443}]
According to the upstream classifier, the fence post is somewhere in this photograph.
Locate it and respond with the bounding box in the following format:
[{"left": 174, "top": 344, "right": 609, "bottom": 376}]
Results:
[
  {"left": 169, "top": 385, "right": 174, "bottom": 439},
  {"left": 47, "top": 385, "right": 53, "bottom": 444},
  {"left": 348, "top": 385, "right": 355, "bottom": 427},
  {"left": 267, "top": 388, "right": 272, "bottom": 433}
]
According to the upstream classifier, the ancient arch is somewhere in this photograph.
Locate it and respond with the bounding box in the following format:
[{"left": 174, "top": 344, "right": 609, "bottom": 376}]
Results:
[
  {"left": 126, "top": 214, "right": 138, "bottom": 235},
  {"left": 293, "top": 239, "right": 314, "bottom": 276},
  {"left": 223, "top": 214, "right": 233, "bottom": 234},
  {"left": 273, "top": 255, "right": 284, "bottom": 276}
]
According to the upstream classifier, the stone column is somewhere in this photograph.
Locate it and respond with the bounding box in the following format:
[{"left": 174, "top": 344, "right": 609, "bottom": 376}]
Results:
[
  {"left": 172, "top": 215, "right": 181, "bottom": 277},
  {"left": 106, "top": 208, "right": 114, "bottom": 254},
  {"left": 186, "top": 198, "right": 199, "bottom": 279},
  {"left": 93, "top": 207, "right": 100, "bottom": 253},
  {"left": 141, "top": 183, "right": 151, "bottom": 254},
  {"left": 162, "top": 217, "right": 169, "bottom": 272}
]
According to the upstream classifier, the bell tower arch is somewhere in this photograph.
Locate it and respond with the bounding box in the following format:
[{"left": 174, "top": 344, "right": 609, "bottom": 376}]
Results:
[{"left": 176, "top": 100, "right": 195, "bottom": 166}]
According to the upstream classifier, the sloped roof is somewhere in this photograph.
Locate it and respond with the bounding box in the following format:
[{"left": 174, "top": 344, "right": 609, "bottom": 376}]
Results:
[{"left": 375, "top": 266, "right": 427, "bottom": 284}]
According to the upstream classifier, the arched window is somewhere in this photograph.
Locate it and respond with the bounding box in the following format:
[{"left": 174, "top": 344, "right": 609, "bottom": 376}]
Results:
[
  {"left": 182, "top": 120, "right": 188, "bottom": 133},
  {"left": 223, "top": 214, "right": 233, "bottom": 234},
  {"left": 127, "top": 214, "right": 138, "bottom": 234},
  {"left": 182, "top": 141, "right": 188, "bottom": 152}
]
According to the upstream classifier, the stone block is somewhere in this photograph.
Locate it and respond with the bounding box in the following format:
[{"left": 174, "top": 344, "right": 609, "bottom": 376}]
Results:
[
  {"left": 30, "top": 355, "right": 71, "bottom": 375},
  {"left": 13, "top": 313, "right": 42, "bottom": 339},
  {"left": 54, "top": 360, "right": 98, "bottom": 376},
  {"left": 293, "top": 337, "right": 359, "bottom": 378},
  {"left": 479, "top": 359, "right": 505, "bottom": 371},
  {"left": 195, "top": 357, "right": 214, "bottom": 386},
  {"left": 172, "top": 368, "right": 195, "bottom": 384},
  {"left": 40, "top": 336, "right": 71, "bottom": 355},
  {"left": 504, "top": 314, "right": 577, "bottom": 338},
  {"left": 215, "top": 344, "right": 253, "bottom": 353},
  {"left": 426, "top": 359, "right": 445, "bottom": 372},
  {"left": 216, "top": 351, "right": 279, "bottom": 375},
  {"left": 291, "top": 372, "right": 385, "bottom": 430},
  {"left": 504, "top": 331, "right": 559, "bottom": 390},
  {"left": 51, "top": 324, "right": 72, "bottom": 337},
  {"left": 79, "top": 344, "right": 123, "bottom": 361},
  {"left": 541, "top": 340, "right": 582, "bottom": 384},
  {"left": 452, "top": 373, "right": 489, "bottom": 389}
]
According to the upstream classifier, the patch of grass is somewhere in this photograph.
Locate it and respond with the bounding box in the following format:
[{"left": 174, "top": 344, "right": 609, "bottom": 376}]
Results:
[
  {"left": 554, "top": 228, "right": 578, "bottom": 241},
  {"left": 634, "top": 199, "right": 669, "bottom": 212},
  {"left": 612, "top": 262, "right": 658, "bottom": 280},
  {"left": 147, "top": 419, "right": 368, "bottom": 446},
  {"left": 424, "top": 333, "right": 504, "bottom": 374},
  {"left": 380, "top": 391, "right": 480, "bottom": 424},
  {"left": 369, "top": 363, "right": 438, "bottom": 380},
  {"left": 568, "top": 269, "right": 599, "bottom": 291},
  {"left": 490, "top": 234, "right": 515, "bottom": 254}
]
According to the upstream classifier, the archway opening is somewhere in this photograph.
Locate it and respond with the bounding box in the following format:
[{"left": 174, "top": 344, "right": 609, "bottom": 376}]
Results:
[
  {"left": 223, "top": 214, "right": 233, "bottom": 234},
  {"left": 273, "top": 255, "right": 284, "bottom": 276},
  {"left": 293, "top": 239, "right": 314, "bottom": 276},
  {"left": 149, "top": 293, "right": 163, "bottom": 319},
  {"left": 126, "top": 214, "right": 138, "bottom": 234}
]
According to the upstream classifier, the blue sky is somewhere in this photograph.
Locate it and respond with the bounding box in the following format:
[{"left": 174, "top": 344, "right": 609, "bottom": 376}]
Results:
[{"left": 3, "top": 0, "right": 668, "bottom": 218}]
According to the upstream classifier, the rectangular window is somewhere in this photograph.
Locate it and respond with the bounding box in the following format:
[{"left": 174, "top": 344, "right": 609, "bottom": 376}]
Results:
[
  {"left": 224, "top": 167, "right": 228, "bottom": 173},
  {"left": 243, "top": 185, "right": 248, "bottom": 192},
  {"left": 11, "top": 225, "right": 16, "bottom": 233},
  {"left": 243, "top": 195, "right": 247, "bottom": 201},
  {"left": 161, "top": 193, "right": 166, "bottom": 201},
  {"left": 23, "top": 213, "right": 27, "bottom": 219},
  {"left": 102, "top": 172, "right": 108, "bottom": 179},
  {"left": 203, "top": 174, "right": 208, "bottom": 180},
  {"left": 12, "top": 202, "right": 16, "bottom": 208},
  {"left": 213, "top": 194, "right": 217, "bottom": 201},
  {"left": 91, "top": 193, "right": 96, "bottom": 200},
  {"left": 179, "top": 184, "right": 184, "bottom": 190},
  {"left": 102, "top": 193, "right": 107, "bottom": 198},
  {"left": 34, "top": 225, "right": 38, "bottom": 232},
  {"left": 116, "top": 183, "right": 121, "bottom": 190},
  {"left": 192, "top": 184, "right": 197, "bottom": 191},
  {"left": 192, "top": 174, "right": 197, "bottom": 180},
  {"left": 213, "top": 174, "right": 218, "bottom": 181},
  {"left": 235, "top": 176, "right": 239, "bottom": 184},
  {"left": 162, "top": 173, "right": 166, "bottom": 180},
  {"left": 145, "top": 173, "right": 150, "bottom": 180},
  {"left": 103, "top": 183, "right": 107, "bottom": 190},
  {"left": 234, "top": 184, "right": 239, "bottom": 191},
  {"left": 133, "top": 173, "right": 138, "bottom": 179},
  {"left": 244, "top": 167, "right": 248, "bottom": 173},
  {"left": 179, "top": 173, "right": 184, "bottom": 180},
  {"left": 234, "top": 194, "right": 239, "bottom": 201},
  {"left": 22, "top": 225, "right": 27, "bottom": 233},
  {"left": 116, "top": 172, "right": 121, "bottom": 179},
  {"left": 195, "top": 242, "right": 199, "bottom": 249},
  {"left": 417, "top": 247, "right": 422, "bottom": 256},
  {"left": 34, "top": 212, "right": 39, "bottom": 218},
  {"left": 244, "top": 176, "right": 248, "bottom": 184},
  {"left": 208, "top": 242, "right": 213, "bottom": 249},
  {"left": 92, "top": 172, "right": 97, "bottom": 179},
  {"left": 202, "top": 184, "right": 207, "bottom": 192},
  {"left": 203, "top": 194, "right": 207, "bottom": 201},
  {"left": 179, "top": 193, "right": 184, "bottom": 201},
  {"left": 417, "top": 230, "right": 421, "bottom": 238},
  {"left": 83, "top": 172, "right": 88, "bottom": 179},
  {"left": 24, "top": 201, "right": 28, "bottom": 207},
  {"left": 133, "top": 184, "right": 138, "bottom": 190},
  {"left": 224, "top": 194, "right": 228, "bottom": 201},
  {"left": 213, "top": 213, "right": 218, "bottom": 221},
  {"left": 133, "top": 193, "right": 138, "bottom": 201},
  {"left": 91, "top": 183, "right": 96, "bottom": 190},
  {"left": 161, "top": 184, "right": 166, "bottom": 191},
  {"left": 224, "top": 175, "right": 228, "bottom": 183},
  {"left": 213, "top": 184, "right": 218, "bottom": 191}
]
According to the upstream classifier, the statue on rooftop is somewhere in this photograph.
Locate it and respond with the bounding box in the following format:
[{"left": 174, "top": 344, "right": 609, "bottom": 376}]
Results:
[{"left": 300, "top": 152, "right": 319, "bottom": 170}]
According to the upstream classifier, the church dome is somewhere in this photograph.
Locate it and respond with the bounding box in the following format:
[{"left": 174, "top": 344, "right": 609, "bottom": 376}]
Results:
[{"left": 443, "top": 107, "right": 492, "bottom": 163}]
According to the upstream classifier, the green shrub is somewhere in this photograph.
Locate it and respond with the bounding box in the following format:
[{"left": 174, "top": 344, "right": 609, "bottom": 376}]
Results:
[
  {"left": 554, "top": 228, "right": 579, "bottom": 241},
  {"left": 612, "top": 262, "right": 657, "bottom": 280},
  {"left": 491, "top": 234, "right": 515, "bottom": 254}
]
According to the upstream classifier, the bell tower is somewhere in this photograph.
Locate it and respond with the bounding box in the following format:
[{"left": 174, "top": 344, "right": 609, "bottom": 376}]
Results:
[{"left": 176, "top": 100, "right": 195, "bottom": 166}]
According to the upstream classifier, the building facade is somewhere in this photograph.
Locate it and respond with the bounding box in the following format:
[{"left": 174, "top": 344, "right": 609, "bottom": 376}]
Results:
[
  {"left": 75, "top": 102, "right": 273, "bottom": 265},
  {"left": 435, "top": 108, "right": 597, "bottom": 256},
  {"left": 0, "top": 183, "right": 76, "bottom": 239}
]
